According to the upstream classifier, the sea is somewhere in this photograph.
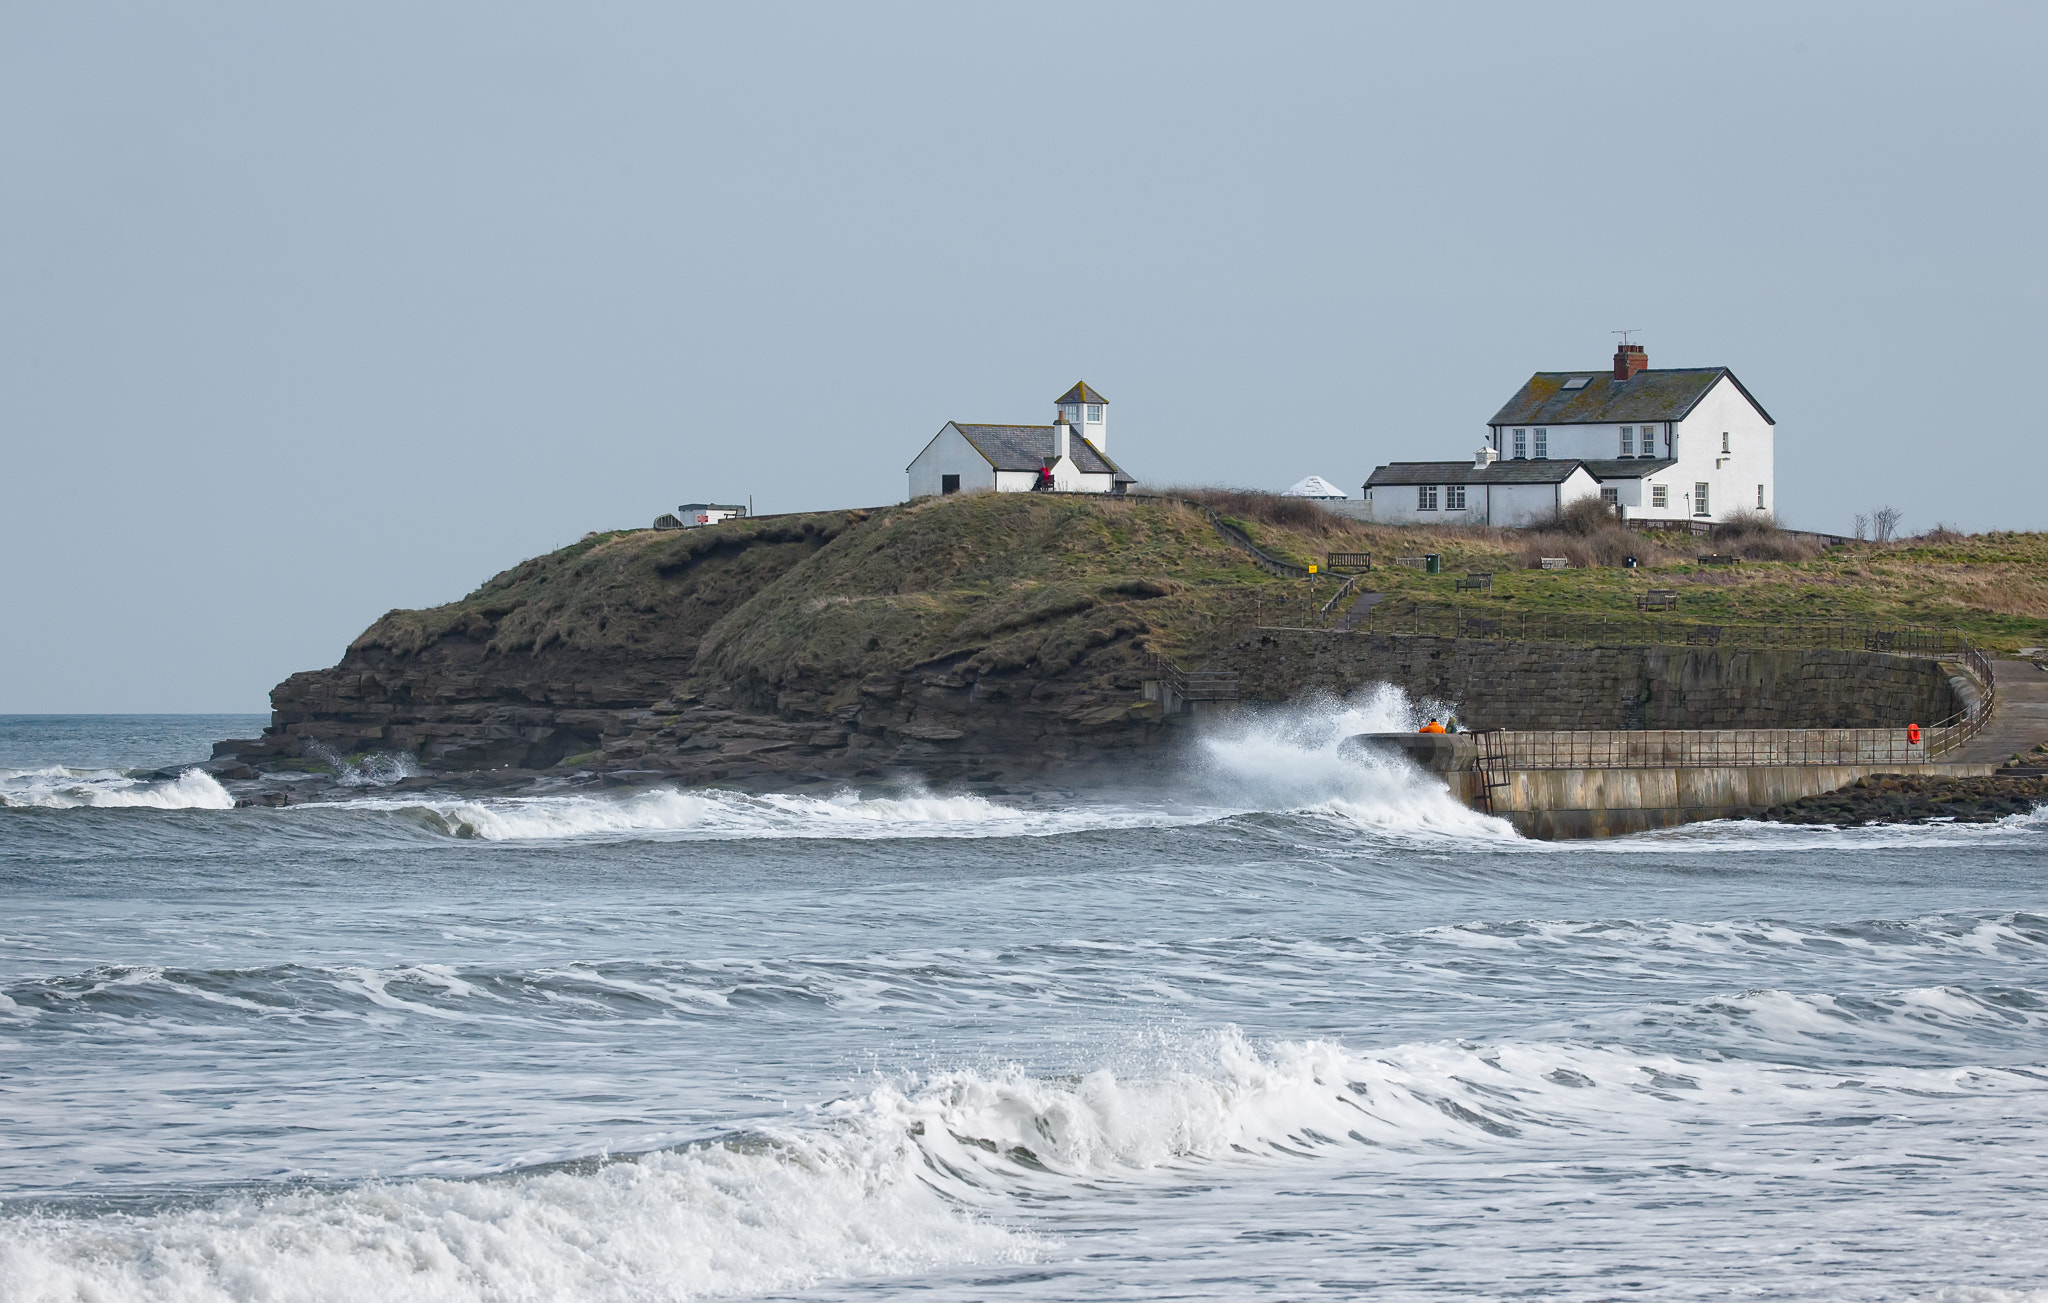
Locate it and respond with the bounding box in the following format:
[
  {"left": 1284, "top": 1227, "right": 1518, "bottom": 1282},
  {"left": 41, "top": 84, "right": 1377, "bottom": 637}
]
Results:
[{"left": 3, "top": 699, "right": 2046, "bottom": 1302}]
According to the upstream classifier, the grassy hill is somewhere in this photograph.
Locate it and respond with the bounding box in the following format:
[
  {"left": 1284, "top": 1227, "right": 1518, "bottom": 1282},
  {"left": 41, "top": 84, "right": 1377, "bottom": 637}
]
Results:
[{"left": 348, "top": 492, "right": 2048, "bottom": 703}]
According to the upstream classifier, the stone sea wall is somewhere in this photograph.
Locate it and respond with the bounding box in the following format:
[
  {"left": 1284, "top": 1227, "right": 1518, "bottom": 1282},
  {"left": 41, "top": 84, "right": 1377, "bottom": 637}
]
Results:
[{"left": 1219, "top": 631, "right": 1960, "bottom": 732}]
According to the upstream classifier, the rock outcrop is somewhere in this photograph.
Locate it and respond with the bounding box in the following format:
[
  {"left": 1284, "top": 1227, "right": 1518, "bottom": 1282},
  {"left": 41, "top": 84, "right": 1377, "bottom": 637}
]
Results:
[{"left": 217, "top": 495, "right": 1268, "bottom": 792}]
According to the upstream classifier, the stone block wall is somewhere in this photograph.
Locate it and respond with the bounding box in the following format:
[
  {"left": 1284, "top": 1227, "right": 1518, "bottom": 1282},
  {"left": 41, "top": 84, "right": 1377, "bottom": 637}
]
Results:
[{"left": 1219, "top": 632, "right": 1960, "bottom": 731}]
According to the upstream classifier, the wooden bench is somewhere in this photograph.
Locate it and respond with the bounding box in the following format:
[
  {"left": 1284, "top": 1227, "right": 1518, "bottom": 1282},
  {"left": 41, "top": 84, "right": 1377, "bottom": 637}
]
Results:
[
  {"left": 1697, "top": 554, "right": 1739, "bottom": 567},
  {"left": 1326, "top": 552, "right": 1373, "bottom": 572},
  {"left": 1685, "top": 623, "right": 1724, "bottom": 646},
  {"left": 1394, "top": 555, "right": 1430, "bottom": 570},
  {"left": 1537, "top": 557, "right": 1569, "bottom": 571},
  {"left": 1454, "top": 572, "right": 1493, "bottom": 592},
  {"left": 1636, "top": 589, "right": 1678, "bottom": 612}
]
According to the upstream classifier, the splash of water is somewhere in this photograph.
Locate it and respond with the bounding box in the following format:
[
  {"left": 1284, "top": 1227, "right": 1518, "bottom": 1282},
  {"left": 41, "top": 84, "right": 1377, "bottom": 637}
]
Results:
[
  {"left": 1196, "top": 686, "right": 1515, "bottom": 837},
  {"left": 0, "top": 767, "right": 234, "bottom": 811}
]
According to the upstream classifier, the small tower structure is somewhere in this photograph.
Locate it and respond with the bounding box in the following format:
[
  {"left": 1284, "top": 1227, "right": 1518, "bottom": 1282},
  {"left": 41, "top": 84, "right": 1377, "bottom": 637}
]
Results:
[{"left": 1055, "top": 381, "right": 1109, "bottom": 453}]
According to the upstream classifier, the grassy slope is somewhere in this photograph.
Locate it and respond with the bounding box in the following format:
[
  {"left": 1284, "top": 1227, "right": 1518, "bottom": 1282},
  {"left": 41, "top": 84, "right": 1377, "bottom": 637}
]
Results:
[
  {"left": 345, "top": 496, "right": 2048, "bottom": 709},
  {"left": 1325, "top": 528, "right": 2048, "bottom": 650}
]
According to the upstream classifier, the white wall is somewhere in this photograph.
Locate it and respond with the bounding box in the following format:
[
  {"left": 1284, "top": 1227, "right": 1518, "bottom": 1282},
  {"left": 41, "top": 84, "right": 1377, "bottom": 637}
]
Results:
[
  {"left": 1058, "top": 401, "right": 1109, "bottom": 452},
  {"left": 906, "top": 423, "right": 996, "bottom": 499},
  {"left": 1490, "top": 420, "right": 1673, "bottom": 463},
  {"left": 1670, "top": 375, "right": 1775, "bottom": 521}
]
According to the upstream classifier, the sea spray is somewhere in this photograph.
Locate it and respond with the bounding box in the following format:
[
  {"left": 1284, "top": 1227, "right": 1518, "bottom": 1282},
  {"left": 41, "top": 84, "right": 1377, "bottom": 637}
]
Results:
[
  {"left": 1196, "top": 686, "right": 1516, "bottom": 837},
  {"left": 0, "top": 766, "right": 234, "bottom": 811}
]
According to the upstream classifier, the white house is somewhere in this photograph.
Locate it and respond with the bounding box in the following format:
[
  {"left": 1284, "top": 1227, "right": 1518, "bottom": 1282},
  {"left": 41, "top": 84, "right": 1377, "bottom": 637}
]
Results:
[
  {"left": 906, "top": 382, "right": 1136, "bottom": 499},
  {"left": 1363, "top": 343, "right": 1776, "bottom": 526}
]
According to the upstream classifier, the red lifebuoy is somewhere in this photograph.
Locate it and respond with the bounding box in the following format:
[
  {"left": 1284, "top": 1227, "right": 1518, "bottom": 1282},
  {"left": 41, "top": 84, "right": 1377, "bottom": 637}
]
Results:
[{"left": 1907, "top": 723, "right": 1922, "bottom": 745}]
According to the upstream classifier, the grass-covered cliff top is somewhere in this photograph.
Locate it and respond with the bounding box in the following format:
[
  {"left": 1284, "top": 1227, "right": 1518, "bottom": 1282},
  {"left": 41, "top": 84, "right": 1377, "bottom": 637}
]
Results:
[{"left": 348, "top": 492, "right": 2048, "bottom": 698}]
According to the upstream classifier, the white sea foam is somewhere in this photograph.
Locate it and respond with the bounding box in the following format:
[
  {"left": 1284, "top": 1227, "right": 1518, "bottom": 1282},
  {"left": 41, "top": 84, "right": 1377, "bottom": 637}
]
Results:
[
  {"left": 1197, "top": 686, "right": 1519, "bottom": 839},
  {"left": 0, "top": 766, "right": 234, "bottom": 811},
  {"left": 8, "top": 1022, "right": 2045, "bottom": 1301},
  {"left": 336, "top": 785, "right": 1208, "bottom": 844}
]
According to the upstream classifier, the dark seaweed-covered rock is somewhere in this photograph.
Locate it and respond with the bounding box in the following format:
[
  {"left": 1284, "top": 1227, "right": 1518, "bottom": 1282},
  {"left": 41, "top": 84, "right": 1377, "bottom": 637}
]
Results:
[{"left": 1762, "top": 774, "right": 2048, "bottom": 827}]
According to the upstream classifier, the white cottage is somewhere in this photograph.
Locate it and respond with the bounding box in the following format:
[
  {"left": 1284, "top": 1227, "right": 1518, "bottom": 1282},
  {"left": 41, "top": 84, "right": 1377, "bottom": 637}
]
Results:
[
  {"left": 907, "top": 382, "right": 1136, "bottom": 499},
  {"left": 1364, "top": 344, "right": 1776, "bottom": 526}
]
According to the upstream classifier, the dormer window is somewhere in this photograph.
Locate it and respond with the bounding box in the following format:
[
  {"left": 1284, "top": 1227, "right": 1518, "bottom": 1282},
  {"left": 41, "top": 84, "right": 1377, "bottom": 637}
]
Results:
[
  {"left": 1512, "top": 428, "right": 1527, "bottom": 459},
  {"left": 1533, "top": 428, "right": 1548, "bottom": 459},
  {"left": 1086, "top": 404, "right": 1102, "bottom": 423}
]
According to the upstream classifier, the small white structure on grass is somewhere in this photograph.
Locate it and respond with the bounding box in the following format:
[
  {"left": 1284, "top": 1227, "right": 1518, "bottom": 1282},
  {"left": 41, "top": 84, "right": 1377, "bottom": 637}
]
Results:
[
  {"left": 906, "top": 382, "right": 1136, "bottom": 499},
  {"left": 1282, "top": 475, "right": 1348, "bottom": 499},
  {"left": 1363, "top": 342, "right": 1776, "bottom": 525}
]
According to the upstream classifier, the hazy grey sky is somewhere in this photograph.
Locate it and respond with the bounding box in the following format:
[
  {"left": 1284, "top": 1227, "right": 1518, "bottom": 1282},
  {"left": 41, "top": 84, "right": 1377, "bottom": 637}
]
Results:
[{"left": 4, "top": 2, "right": 2043, "bottom": 711}]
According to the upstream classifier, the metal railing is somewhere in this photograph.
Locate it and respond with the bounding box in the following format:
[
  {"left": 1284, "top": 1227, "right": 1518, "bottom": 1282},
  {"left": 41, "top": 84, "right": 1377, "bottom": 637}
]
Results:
[
  {"left": 1474, "top": 644, "right": 1995, "bottom": 769},
  {"left": 1338, "top": 601, "right": 1980, "bottom": 655},
  {"left": 1148, "top": 653, "right": 1241, "bottom": 702}
]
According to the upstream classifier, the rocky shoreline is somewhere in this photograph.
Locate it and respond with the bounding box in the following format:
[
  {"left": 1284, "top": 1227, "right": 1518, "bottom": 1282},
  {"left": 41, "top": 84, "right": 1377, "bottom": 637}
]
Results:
[{"left": 1761, "top": 773, "right": 2048, "bottom": 827}]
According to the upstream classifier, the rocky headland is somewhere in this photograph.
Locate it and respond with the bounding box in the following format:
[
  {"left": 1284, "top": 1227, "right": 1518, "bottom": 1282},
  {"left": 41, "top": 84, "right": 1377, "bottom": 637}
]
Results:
[{"left": 213, "top": 494, "right": 1280, "bottom": 802}]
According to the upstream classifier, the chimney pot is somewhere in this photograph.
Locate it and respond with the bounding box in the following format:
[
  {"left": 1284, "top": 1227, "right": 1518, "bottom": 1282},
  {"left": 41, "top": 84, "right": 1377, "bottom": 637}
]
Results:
[{"left": 1613, "top": 342, "right": 1648, "bottom": 381}]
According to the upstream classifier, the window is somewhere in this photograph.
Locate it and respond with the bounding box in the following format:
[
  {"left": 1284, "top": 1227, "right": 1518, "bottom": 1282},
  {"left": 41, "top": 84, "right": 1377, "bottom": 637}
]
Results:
[
  {"left": 1417, "top": 484, "right": 1439, "bottom": 511},
  {"left": 1086, "top": 404, "right": 1103, "bottom": 423},
  {"left": 1620, "top": 426, "right": 1634, "bottom": 456},
  {"left": 1446, "top": 483, "right": 1467, "bottom": 510},
  {"left": 1757, "top": 484, "right": 1765, "bottom": 509},
  {"left": 1561, "top": 375, "right": 1591, "bottom": 390},
  {"left": 1721, "top": 431, "right": 1731, "bottom": 454},
  {"left": 1694, "top": 482, "right": 1710, "bottom": 516},
  {"left": 1651, "top": 484, "right": 1669, "bottom": 509},
  {"left": 1600, "top": 487, "right": 1619, "bottom": 507},
  {"left": 1512, "top": 428, "right": 1527, "bottom": 459},
  {"left": 941, "top": 474, "right": 960, "bottom": 495},
  {"left": 1533, "top": 428, "right": 1548, "bottom": 459}
]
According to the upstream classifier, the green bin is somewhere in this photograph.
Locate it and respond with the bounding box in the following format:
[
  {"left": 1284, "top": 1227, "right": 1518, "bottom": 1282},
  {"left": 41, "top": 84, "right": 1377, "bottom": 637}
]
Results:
[{"left": 1425, "top": 553, "right": 1441, "bottom": 574}]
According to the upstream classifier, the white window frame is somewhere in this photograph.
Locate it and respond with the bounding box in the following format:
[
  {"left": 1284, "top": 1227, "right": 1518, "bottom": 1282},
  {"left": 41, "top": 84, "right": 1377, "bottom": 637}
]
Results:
[
  {"left": 1446, "top": 483, "right": 1467, "bottom": 511},
  {"left": 1512, "top": 428, "right": 1527, "bottom": 459},
  {"left": 1694, "top": 482, "right": 1710, "bottom": 517},
  {"left": 1620, "top": 426, "right": 1634, "bottom": 456},
  {"left": 1086, "top": 404, "right": 1103, "bottom": 423},
  {"left": 1533, "top": 428, "right": 1548, "bottom": 459},
  {"left": 1757, "top": 484, "right": 1765, "bottom": 509},
  {"left": 1417, "top": 484, "right": 1439, "bottom": 511},
  {"left": 1722, "top": 431, "right": 1731, "bottom": 454},
  {"left": 1651, "top": 484, "right": 1668, "bottom": 509}
]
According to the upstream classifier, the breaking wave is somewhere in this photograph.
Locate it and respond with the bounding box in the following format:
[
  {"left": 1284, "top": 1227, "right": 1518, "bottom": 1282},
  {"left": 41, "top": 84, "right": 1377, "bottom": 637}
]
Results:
[
  {"left": 1197, "top": 685, "right": 1516, "bottom": 838},
  {"left": 0, "top": 767, "right": 234, "bottom": 811},
  {"left": 7, "top": 1012, "right": 2046, "bottom": 1301}
]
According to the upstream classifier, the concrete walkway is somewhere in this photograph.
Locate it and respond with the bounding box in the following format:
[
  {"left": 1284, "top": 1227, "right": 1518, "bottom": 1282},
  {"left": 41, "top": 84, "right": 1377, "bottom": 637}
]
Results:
[{"left": 1947, "top": 658, "right": 2048, "bottom": 765}]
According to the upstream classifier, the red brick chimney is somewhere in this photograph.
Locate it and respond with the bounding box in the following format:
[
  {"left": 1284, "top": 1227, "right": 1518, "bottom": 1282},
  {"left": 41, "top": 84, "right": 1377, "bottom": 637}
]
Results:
[{"left": 1613, "top": 343, "right": 1648, "bottom": 381}]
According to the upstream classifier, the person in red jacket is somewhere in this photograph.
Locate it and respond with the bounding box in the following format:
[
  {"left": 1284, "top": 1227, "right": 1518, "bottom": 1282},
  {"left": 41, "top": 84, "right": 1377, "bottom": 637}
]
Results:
[{"left": 1418, "top": 718, "right": 1447, "bottom": 734}]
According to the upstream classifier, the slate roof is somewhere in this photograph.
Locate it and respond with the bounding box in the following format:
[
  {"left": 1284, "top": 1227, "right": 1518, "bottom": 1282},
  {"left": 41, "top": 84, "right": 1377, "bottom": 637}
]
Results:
[
  {"left": 1488, "top": 368, "right": 1773, "bottom": 427},
  {"left": 1366, "top": 460, "right": 1598, "bottom": 487},
  {"left": 952, "top": 423, "right": 1133, "bottom": 481},
  {"left": 1056, "top": 381, "right": 1109, "bottom": 406},
  {"left": 1580, "top": 458, "right": 1677, "bottom": 479}
]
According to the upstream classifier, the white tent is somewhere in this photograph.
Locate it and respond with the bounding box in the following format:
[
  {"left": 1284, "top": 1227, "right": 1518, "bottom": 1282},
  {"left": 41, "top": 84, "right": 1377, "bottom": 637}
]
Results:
[{"left": 1282, "top": 474, "right": 1348, "bottom": 500}]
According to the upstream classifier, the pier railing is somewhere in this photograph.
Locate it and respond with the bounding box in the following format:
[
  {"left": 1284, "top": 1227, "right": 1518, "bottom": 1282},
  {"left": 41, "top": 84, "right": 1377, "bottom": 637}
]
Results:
[
  {"left": 1474, "top": 643, "right": 1995, "bottom": 769},
  {"left": 1307, "top": 601, "right": 1980, "bottom": 656}
]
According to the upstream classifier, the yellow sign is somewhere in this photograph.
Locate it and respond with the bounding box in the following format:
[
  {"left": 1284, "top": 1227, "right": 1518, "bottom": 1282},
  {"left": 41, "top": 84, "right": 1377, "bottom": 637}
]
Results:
[{"left": 1308, "top": 564, "right": 1318, "bottom": 574}]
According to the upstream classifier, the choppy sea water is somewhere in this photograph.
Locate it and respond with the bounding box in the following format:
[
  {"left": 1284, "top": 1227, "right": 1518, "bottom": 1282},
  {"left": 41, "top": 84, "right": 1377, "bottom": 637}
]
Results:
[{"left": 2, "top": 702, "right": 2046, "bottom": 1302}]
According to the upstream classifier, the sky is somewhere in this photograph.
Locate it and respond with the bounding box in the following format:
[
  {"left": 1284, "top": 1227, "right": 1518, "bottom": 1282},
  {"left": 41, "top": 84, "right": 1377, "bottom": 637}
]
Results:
[{"left": 4, "top": 2, "right": 2044, "bottom": 712}]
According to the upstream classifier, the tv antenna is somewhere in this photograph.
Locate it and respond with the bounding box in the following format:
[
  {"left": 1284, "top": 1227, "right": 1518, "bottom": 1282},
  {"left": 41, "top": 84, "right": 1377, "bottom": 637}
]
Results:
[{"left": 1612, "top": 328, "right": 1643, "bottom": 345}]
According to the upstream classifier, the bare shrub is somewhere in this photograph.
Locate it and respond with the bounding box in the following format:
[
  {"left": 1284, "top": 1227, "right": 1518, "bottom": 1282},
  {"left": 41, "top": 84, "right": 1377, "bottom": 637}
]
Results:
[
  {"left": 1163, "top": 487, "right": 1357, "bottom": 536},
  {"left": 1548, "top": 496, "right": 1621, "bottom": 537},
  {"left": 1916, "top": 522, "right": 1966, "bottom": 544},
  {"left": 1871, "top": 505, "right": 1903, "bottom": 543},
  {"left": 1712, "top": 509, "right": 1821, "bottom": 562},
  {"left": 1853, "top": 513, "right": 1869, "bottom": 541}
]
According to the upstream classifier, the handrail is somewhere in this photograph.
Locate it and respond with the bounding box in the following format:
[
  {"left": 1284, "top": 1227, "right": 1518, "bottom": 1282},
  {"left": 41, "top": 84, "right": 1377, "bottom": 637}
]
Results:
[
  {"left": 1473, "top": 642, "right": 1996, "bottom": 769},
  {"left": 1339, "top": 601, "right": 1982, "bottom": 655}
]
